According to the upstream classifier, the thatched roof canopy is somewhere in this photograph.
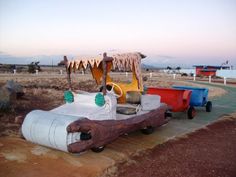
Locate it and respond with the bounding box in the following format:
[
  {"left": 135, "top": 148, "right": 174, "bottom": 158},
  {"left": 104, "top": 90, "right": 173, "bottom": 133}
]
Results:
[
  {"left": 67, "top": 52, "right": 145, "bottom": 70},
  {"left": 66, "top": 52, "right": 146, "bottom": 88}
]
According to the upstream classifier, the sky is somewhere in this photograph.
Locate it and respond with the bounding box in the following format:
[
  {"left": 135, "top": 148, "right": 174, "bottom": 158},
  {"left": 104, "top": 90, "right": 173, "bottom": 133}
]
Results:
[{"left": 0, "top": 0, "right": 236, "bottom": 67}]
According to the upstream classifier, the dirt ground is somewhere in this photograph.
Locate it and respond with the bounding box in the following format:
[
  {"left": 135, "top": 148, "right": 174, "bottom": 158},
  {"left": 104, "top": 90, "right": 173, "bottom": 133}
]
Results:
[
  {"left": 0, "top": 73, "right": 226, "bottom": 137},
  {"left": 0, "top": 76, "right": 99, "bottom": 136},
  {"left": 0, "top": 72, "right": 234, "bottom": 177},
  {"left": 115, "top": 114, "right": 236, "bottom": 177}
]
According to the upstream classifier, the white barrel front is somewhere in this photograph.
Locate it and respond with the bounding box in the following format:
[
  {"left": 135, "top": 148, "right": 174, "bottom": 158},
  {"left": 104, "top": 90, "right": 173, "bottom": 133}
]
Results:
[{"left": 22, "top": 110, "right": 82, "bottom": 152}]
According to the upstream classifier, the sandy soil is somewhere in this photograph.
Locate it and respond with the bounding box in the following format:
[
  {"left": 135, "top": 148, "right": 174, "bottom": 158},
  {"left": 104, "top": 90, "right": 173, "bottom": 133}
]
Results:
[
  {"left": 115, "top": 114, "right": 236, "bottom": 177},
  {"left": 0, "top": 72, "right": 232, "bottom": 177},
  {"left": 0, "top": 72, "right": 227, "bottom": 137},
  {"left": 0, "top": 137, "right": 108, "bottom": 177},
  {"left": 0, "top": 75, "right": 99, "bottom": 136}
]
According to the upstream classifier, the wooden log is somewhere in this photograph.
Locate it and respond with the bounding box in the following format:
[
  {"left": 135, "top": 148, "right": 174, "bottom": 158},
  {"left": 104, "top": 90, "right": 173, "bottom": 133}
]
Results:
[
  {"left": 102, "top": 53, "right": 107, "bottom": 95},
  {"left": 101, "top": 53, "right": 113, "bottom": 95},
  {"left": 64, "top": 56, "right": 72, "bottom": 90},
  {"left": 67, "top": 105, "right": 169, "bottom": 153}
]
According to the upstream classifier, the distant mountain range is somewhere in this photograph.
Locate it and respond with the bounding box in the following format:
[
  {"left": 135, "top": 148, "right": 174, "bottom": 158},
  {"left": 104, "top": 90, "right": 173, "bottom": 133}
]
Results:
[
  {"left": 141, "top": 63, "right": 166, "bottom": 69},
  {"left": 0, "top": 54, "right": 64, "bottom": 65},
  {"left": 1, "top": 53, "right": 234, "bottom": 69},
  {"left": 0, "top": 53, "right": 180, "bottom": 68}
]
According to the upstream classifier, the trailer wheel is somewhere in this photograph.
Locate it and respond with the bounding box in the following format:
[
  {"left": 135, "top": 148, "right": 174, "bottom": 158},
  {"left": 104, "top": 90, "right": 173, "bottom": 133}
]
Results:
[
  {"left": 206, "top": 101, "right": 212, "bottom": 112},
  {"left": 187, "top": 106, "right": 196, "bottom": 119},
  {"left": 141, "top": 126, "right": 154, "bottom": 135},
  {"left": 165, "top": 110, "right": 172, "bottom": 118},
  {"left": 91, "top": 146, "right": 105, "bottom": 153}
]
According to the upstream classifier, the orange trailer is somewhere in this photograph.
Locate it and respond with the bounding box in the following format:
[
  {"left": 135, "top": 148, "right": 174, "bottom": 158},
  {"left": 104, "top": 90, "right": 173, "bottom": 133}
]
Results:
[{"left": 147, "top": 87, "right": 196, "bottom": 119}]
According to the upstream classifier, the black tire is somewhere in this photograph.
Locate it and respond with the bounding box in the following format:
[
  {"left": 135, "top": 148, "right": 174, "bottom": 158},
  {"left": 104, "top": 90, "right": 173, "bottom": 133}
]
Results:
[
  {"left": 165, "top": 110, "right": 172, "bottom": 119},
  {"left": 187, "top": 106, "right": 196, "bottom": 119},
  {"left": 206, "top": 101, "right": 212, "bottom": 112},
  {"left": 80, "top": 132, "right": 91, "bottom": 140},
  {"left": 141, "top": 126, "right": 154, "bottom": 135},
  {"left": 91, "top": 146, "right": 105, "bottom": 153}
]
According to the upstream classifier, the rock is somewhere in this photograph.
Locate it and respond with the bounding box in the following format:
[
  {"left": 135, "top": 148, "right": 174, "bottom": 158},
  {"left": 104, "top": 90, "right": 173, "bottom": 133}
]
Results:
[
  {"left": 0, "top": 87, "right": 11, "bottom": 111},
  {"left": 5, "top": 80, "right": 24, "bottom": 98},
  {"left": 15, "top": 116, "right": 24, "bottom": 124},
  {"left": 0, "top": 80, "right": 24, "bottom": 111},
  {"left": 143, "top": 76, "right": 148, "bottom": 81}
]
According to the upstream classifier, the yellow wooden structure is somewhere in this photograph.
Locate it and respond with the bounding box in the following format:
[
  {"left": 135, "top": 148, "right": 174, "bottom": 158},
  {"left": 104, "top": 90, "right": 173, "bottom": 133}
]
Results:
[{"left": 65, "top": 52, "right": 145, "bottom": 103}]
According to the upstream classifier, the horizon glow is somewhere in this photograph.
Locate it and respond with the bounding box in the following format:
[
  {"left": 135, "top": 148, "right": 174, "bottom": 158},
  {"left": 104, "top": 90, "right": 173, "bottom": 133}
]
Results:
[{"left": 0, "top": 0, "right": 236, "bottom": 65}]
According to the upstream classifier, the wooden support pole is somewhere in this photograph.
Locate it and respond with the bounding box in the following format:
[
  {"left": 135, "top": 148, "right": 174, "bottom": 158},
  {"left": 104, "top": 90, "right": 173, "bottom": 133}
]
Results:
[
  {"left": 102, "top": 53, "right": 113, "bottom": 95},
  {"left": 64, "top": 56, "right": 72, "bottom": 90},
  {"left": 102, "top": 53, "right": 107, "bottom": 95}
]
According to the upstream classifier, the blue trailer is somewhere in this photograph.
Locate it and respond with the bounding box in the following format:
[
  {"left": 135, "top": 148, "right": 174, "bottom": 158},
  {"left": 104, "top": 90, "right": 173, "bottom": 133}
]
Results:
[{"left": 172, "top": 85, "right": 212, "bottom": 112}]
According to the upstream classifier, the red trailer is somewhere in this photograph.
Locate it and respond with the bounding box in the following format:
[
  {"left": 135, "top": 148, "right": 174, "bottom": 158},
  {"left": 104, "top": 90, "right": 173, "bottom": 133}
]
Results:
[
  {"left": 147, "top": 87, "right": 196, "bottom": 119},
  {"left": 194, "top": 65, "right": 230, "bottom": 77}
]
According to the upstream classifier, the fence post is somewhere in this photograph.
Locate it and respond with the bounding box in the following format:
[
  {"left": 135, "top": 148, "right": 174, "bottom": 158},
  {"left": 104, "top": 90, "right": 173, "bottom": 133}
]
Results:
[
  {"left": 193, "top": 74, "right": 196, "bottom": 81},
  {"left": 209, "top": 76, "right": 211, "bottom": 83},
  {"left": 150, "top": 72, "right": 152, "bottom": 78},
  {"left": 173, "top": 74, "right": 176, "bottom": 79},
  {"left": 35, "top": 70, "right": 38, "bottom": 75},
  {"left": 224, "top": 77, "right": 227, "bottom": 85},
  {"left": 126, "top": 72, "right": 128, "bottom": 77},
  {"left": 13, "top": 69, "right": 16, "bottom": 75}
]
